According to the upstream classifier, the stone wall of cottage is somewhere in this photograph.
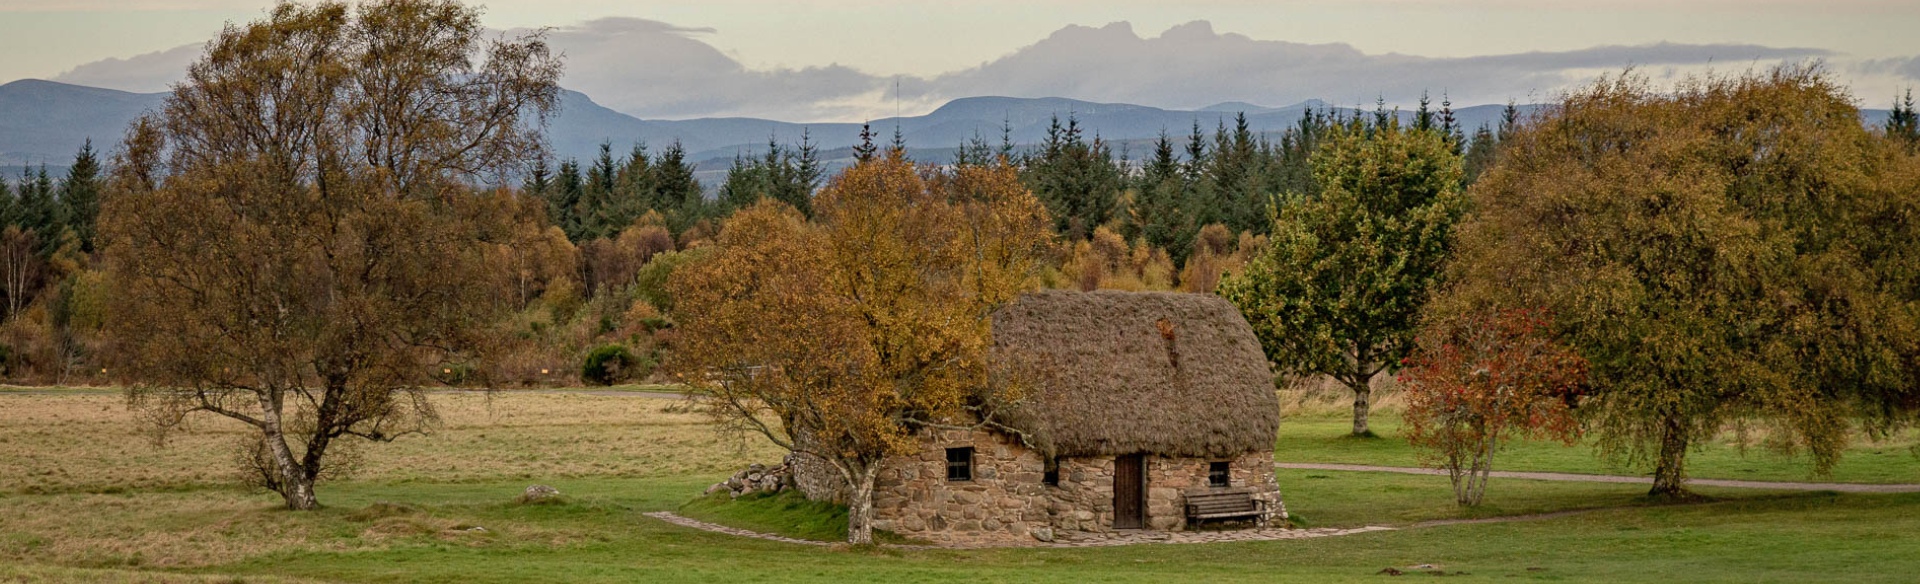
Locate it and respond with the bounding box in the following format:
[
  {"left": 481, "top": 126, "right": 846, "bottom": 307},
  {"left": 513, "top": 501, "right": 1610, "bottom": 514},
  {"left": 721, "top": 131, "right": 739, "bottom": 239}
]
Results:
[
  {"left": 1048, "top": 450, "right": 1282, "bottom": 532},
  {"left": 867, "top": 428, "right": 1052, "bottom": 543},
  {"left": 788, "top": 429, "right": 1286, "bottom": 542}
]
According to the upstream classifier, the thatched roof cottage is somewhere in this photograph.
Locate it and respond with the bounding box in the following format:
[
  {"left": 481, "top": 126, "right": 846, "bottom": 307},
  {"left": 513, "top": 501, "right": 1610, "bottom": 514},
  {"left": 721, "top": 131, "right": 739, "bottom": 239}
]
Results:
[{"left": 791, "top": 290, "right": 1285, "bottom": 543}]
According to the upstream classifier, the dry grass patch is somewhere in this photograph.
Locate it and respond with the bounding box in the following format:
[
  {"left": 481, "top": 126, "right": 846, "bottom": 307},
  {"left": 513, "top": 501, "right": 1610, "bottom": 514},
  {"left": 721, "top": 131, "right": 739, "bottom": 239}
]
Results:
[
  {"left": 0, "top": 563, "right": 327, "bottom": 583},
  {"left": 0, "top": 391, "right": 780, "bottom": 494}
]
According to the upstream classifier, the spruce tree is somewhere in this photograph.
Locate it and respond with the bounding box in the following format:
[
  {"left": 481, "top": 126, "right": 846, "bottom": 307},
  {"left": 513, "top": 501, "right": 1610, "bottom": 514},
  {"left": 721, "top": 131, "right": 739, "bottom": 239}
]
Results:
[
  {"left": 1414, "top": 91, "right": 1435, "bottom": 133},
  {"left": 550, "top": 159, "right": 585, "bottom": 240},
  {"left": 852, "top": 123, "right": 878, "bottom": 163},
  {"left": 19, "top": 166, "right": 60, "bottom": 240},
  {"left": 582, "top": 142, "right": 620, "bottom": 238},
  {"left": 1127, "top": 132, "right": 1197, "bottom": 265},
  {"left": 654, "top": 141, "right": 703, "bottom": 224},
  {"left": 59, "top": 140, "right": 101, "bottom": 253},
  {"left": 1020, "top": 115, "right": 1123, "bottom": 239},
  {"left": 1498, "top": 101, "right": 1520, "bottom": 142},
  {"left": 1887, "top": 88, "right": 1919, "bottom": 152},
  {"left": 1462, "top": 124, "right": 1500, "bottom": 186},
  {"left": 523, "top": 156, "right": 553, "bottom": 198},
  {"left": 618, "top": 144, "right": 656, "bottom": 213},
  {"left": 778, "top": 131, "right": 823, "bottom": 217}
]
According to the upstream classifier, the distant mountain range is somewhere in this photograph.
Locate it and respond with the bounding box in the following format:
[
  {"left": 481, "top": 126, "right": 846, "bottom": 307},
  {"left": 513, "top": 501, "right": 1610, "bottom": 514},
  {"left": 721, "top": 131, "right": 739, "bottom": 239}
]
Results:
[{"left": 1, "top": 78, "right": 1899, "bottom": 185}]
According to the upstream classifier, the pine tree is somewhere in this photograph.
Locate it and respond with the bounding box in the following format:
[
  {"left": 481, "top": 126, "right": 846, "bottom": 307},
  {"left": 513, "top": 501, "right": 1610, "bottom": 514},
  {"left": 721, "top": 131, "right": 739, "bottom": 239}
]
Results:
[
  {"left": 1498, "top": 101, "right": 1520, "bottom": 142},
  {"left": 1438, "top": 93, "right": 1463, "bottom": 155},
  {"left": 1462, "top": 124, "right": 1499, "bottom": 185},
  {"left": 1414, "top": 91, "right": 1435, "bottom": 133},
  {"left": 59, "top": 140, "right": 101, "bottom": 254},
  {"left": 654, "top": 141, "right": 703, "bottom": 224},
  {"left": 853, "top": 123, "right": 878, "bottom": 163},
  {"left": 581, "top": 142, "right": 621, "bottom": 238},
  {"left": 618, "top": 144, "right": 657, "bottom": 213},
  {"left": 1021, "top": 115, "right": 1124, "bottom": 239},
  {"left": 1184, "top": 121, "right": 1209, "bottom": 183},
  {"left": 522, "top": 156, "right": 553, "bottom": 198},
  {"left": 954, "top": 131, "right": 994, "bottom": 168},
  {"left": 19, "top": 166, "right": 59, "bottom": 237},
  {"left": 550, "top": 159, "right": 585, "bottom": 240},
  {"left": 780, "top": 130, "right": 823, "bottom": 217},
  {"left": 1127, "top": 132, "right": 1198, "bottom": 265},
  {"left": 0, "top": 173, "right": 15, "bottom": 228},
  {"left": 1887, "top": 88, "right": 1919, "bottom": 152},
  {"left": 1204, "top": 113, "right": 1265, "bottom": 234}
]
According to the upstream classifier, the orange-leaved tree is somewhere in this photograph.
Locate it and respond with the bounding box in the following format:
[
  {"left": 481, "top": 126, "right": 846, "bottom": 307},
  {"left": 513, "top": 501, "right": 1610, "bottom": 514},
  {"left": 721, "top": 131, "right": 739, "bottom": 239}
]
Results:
[
  {"left": 99, "top": 0, "right": 561, "bottom": 510},
  {"left": 1399, "top": 309, "right": 1586, "bottom": 506},
  {"left": 668, "top": 151, "right": 1051, "bottom": 544}
]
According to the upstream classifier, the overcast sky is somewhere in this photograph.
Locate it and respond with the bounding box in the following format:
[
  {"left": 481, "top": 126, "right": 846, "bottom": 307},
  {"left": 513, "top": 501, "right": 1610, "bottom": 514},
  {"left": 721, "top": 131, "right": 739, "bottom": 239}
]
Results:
[{"left": 4, "top": 0, "right": 1916, "bottom": 121}]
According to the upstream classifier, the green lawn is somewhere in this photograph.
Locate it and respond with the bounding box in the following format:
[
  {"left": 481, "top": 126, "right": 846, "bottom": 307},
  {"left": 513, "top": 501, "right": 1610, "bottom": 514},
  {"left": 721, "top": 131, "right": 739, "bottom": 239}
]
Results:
[
  {"left": 163, "top": 475, "right": 1920, "bottom": 584},
  {"left": 1277, "top": 414, "right": 1920, "bottom": 485}
]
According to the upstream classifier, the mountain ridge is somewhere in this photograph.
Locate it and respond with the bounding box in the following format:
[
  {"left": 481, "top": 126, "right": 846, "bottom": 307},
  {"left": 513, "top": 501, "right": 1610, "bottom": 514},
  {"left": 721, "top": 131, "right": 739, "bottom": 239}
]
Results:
[{"left": 2, "top": 79, "right": 1898, "bottom": 183}]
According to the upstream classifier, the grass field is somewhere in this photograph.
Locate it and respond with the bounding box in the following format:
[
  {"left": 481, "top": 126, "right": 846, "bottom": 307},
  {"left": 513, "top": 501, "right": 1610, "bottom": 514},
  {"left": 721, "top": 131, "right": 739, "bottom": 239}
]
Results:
[{"left": 1, "top": 389, "right": 1916, "bottom": 582}]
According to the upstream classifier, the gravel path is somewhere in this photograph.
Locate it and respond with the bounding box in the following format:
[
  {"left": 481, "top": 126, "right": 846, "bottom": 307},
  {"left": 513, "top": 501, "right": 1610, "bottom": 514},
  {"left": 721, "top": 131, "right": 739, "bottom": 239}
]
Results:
[
  {"left": 643, "top": 511, "right": 1396, "bottom": 549},
  {"left": 1277, "top": 462, "right": 1920, "bottom": 493}
]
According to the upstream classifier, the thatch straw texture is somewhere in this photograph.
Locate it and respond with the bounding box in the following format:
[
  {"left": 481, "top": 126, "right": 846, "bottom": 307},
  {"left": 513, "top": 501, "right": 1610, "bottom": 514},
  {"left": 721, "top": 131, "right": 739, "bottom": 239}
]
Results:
[{"left": 992, "top": 290, "right": 1279, "bottom": 459}]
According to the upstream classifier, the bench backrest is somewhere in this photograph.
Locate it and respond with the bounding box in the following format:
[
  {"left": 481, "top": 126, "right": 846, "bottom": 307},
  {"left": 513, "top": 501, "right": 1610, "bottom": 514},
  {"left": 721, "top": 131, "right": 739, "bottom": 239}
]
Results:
[{"left": 1186, "top": 491, "right": 1257, "bottom": 512}]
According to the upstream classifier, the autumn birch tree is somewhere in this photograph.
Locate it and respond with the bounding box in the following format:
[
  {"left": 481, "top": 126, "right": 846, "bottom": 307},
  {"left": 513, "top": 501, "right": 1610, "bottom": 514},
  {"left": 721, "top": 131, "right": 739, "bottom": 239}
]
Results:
[
  {"left": 99, "top": 0, "right": 561, "bottom": 510},
  {"left": 668, "top": 150, "right": 1051, "bottom": 544}
]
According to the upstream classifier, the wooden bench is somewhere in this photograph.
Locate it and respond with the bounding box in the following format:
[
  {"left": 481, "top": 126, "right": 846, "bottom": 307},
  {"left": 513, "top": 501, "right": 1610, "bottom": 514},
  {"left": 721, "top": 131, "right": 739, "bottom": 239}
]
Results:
[{"left": 1184, "top": 489, "right": 1269, "bottom": 527}]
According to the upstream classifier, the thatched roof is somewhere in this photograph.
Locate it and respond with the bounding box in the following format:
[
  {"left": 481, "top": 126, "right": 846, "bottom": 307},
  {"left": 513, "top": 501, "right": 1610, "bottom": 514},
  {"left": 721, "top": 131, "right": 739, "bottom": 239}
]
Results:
[{"left": 991, "top": 290, "right": 1279, "bottom": 459}]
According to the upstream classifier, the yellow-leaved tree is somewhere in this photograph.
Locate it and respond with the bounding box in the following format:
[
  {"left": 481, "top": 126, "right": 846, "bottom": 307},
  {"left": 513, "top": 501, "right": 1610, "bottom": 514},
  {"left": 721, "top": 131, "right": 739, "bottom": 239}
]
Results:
[{"left": 668, "top": 151, "right": 1051, "bottom": 544}]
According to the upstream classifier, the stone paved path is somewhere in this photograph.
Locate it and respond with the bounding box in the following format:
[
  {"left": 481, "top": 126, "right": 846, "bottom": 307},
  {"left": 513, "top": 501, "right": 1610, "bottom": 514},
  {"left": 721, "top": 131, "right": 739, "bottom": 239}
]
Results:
[
  {"left": 1276, "top": 463, "right": 1920, "bottom": 494},
  {"left": 643, "top": 511, "right": 1395, "bottom": 549}
]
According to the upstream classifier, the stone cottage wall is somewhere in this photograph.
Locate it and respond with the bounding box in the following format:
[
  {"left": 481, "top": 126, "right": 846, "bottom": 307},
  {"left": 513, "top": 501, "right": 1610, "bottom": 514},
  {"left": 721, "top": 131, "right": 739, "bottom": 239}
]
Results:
[
  {"left": 789, "top": 427, "right": 1054, "bottom": 543},
  {"left": 789, "top": 430, "right": 1286, "bottom": 541},
  {"left": 1047, "top": 450, "right": 1282, "bottom": 532},
  {"left": 867, "top": 427, "right": 1052, "bottom": 543}
]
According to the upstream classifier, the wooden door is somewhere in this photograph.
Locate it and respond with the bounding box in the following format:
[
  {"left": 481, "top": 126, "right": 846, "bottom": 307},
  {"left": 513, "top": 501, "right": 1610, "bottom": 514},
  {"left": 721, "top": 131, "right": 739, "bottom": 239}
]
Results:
[{"left": 1113, "top": 453, "right": 1146, "bottom": 529}]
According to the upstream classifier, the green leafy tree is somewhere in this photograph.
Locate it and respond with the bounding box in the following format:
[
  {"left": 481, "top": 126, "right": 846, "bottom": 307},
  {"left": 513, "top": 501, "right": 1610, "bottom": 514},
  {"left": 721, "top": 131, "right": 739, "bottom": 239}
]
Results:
[
  {"left": 1438, "top": 68, "right": 1920, "bottom": 498},
  {"left": 1221, "top": 118, "right": 1467, "bottom": 437}
]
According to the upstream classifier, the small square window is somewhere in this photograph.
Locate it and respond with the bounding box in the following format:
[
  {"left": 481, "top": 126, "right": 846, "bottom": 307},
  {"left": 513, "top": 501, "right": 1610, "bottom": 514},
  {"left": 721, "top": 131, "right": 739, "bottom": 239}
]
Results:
[
  {"left": 946, "top": 447, "right": 974, "bottom": 482},
  {"left": 1208, "top": 461, "right": 1230, "bottom": 488}
]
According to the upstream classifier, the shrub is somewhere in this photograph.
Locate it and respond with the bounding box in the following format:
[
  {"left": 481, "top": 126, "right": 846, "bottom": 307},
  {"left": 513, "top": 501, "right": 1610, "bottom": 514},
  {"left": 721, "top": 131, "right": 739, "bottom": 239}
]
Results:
[
  {"left": 1399, "top": 308, "right": 1585, "bottom": 506},
  {"left": 581, "top": 344, "right": 649, "bottom": 386}
]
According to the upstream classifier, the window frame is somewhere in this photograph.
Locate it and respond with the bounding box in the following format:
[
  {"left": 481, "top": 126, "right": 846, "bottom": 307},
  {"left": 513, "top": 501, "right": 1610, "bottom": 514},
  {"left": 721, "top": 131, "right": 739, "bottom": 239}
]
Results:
[
  {"left": 1208, "top": 461, "right": 1231, "bottom": 488},
  {"left": 945, "top": 447, "right": 975, "bottom": 482}
]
